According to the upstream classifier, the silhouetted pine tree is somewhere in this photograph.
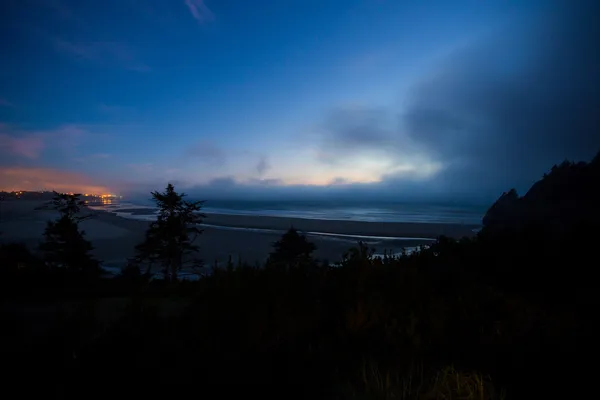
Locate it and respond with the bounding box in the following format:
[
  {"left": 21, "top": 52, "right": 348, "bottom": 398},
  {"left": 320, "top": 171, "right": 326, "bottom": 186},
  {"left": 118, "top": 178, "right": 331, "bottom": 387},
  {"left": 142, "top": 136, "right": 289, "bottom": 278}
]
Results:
[
  {"left": 134, "top": 183, "right": 205, "bottom": 281},
  {"left": 268, "top": 227, "right": 316, "bottom": 269},
  {"left": 39, "top": 192, "right": 99, "bottom": 277}
]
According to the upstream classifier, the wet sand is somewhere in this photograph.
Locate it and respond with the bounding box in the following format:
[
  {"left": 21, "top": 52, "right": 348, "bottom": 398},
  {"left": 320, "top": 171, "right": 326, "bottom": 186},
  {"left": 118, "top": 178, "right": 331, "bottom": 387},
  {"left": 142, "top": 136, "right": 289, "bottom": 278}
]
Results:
[
  {"left": 0, "top": 200, "right": 478, "bottom": 269},
  {"left": 202, "top": 213, "right": 477, "bottom": 239}
]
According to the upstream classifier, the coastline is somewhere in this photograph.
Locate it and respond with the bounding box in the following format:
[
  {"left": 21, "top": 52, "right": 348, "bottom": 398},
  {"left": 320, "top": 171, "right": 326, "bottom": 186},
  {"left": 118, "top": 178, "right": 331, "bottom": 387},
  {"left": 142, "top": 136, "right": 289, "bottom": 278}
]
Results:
[
  {"left": 201, "top": 212, "right": 478, "bottom": 239},
  {"left": 1, "top": 200, "right": 479, "bottom": 271},
  {"left": 98, "top": 206, "right": 479, "bottom": 238},
  {"left": 88, "top": 210, "right": 441, "bottom": 268}
]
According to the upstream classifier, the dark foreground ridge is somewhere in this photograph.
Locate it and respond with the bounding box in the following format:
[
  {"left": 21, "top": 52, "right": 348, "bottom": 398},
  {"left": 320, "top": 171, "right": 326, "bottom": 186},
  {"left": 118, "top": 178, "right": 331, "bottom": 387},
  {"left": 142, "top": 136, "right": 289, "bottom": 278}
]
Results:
[{"left": 1, "top": 152, "right": 599, "bottom": 399}]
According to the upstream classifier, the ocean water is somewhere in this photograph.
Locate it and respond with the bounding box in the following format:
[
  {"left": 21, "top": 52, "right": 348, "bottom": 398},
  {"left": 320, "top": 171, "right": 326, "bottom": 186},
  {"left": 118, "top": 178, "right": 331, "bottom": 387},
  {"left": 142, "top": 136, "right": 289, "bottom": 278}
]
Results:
[
  {"left": 92, "top": 199, "right": 484, "bottom": 275},
  {"left": 89, "top": 199, "right": 485, "bottom": 225},
  {"left": 203, "top": 200, "right": 485, "bottom": 225}
]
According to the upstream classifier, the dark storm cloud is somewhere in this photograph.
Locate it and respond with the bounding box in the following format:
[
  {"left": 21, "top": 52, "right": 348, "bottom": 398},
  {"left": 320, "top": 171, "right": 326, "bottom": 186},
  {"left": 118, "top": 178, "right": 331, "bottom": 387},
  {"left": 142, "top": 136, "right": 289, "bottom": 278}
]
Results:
[
  {"left": 310, "top": 1, "right": 599, "bottom": 200},
  {"left": 402, "top": 0, "right": 600, "bottom": 196}
]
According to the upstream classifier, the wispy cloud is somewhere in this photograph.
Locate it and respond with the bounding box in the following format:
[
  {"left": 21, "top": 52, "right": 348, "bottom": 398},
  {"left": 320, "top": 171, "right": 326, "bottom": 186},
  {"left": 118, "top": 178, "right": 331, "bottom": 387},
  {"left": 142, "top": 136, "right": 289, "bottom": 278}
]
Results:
[
  {"left": 0, "top": 123, "right": 89, "bottom": 159},
  {"left": 74, "top": 153, "right": 111, "bottom": 163},
  {"left": 0, "top": 166, "right": 110, "bottom": 193},
  {"left": 256, "top": 155, "right": 270, "bottom": 175},
  {"left": 0, "top": 134, "right": 45, "bottom": 159},
  {"left": 184, "top": 0, "right": 214, "bottom": 24},
  {"left": 55, "top": 39, "right": 150, "bottom": 72}
]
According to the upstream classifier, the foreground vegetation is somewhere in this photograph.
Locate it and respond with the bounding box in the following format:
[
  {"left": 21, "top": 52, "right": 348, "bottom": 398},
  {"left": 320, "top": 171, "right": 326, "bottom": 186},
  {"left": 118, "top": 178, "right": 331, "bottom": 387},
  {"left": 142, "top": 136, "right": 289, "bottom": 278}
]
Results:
[{"left": 1, "top": 155, "right": 599, "bottom": 398}]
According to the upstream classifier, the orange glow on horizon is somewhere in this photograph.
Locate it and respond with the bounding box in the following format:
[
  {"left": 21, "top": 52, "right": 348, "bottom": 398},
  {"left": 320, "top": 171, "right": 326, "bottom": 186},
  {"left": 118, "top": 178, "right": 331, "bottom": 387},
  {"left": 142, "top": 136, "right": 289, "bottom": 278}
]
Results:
[{"left": 0, "top": 167, "right": 111, "bottom": 194}]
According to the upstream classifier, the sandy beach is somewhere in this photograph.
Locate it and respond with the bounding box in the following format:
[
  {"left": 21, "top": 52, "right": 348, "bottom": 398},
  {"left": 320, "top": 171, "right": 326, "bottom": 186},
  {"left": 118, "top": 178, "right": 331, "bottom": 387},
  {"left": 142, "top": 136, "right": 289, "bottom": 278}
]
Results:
[
  {"left": 0, "top": 200, "right": 479, "bottom": 271},
  {"left": 202, "top": 212, "right": 477, "bottom": 239}
]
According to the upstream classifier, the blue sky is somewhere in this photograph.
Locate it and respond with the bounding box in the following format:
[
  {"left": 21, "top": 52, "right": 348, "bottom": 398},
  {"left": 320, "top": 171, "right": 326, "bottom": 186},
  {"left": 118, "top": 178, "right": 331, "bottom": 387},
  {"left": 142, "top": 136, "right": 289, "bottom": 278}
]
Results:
[{"left": 1, "top": 0, "right": 598, "bottom": 200}]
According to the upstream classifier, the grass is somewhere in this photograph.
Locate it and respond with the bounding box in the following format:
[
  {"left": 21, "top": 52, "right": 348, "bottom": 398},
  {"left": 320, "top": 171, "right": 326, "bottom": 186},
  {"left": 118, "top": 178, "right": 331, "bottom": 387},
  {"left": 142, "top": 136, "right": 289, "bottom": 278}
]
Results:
[{"left": 343, "top": 362, "right": 504, "bottom": 400}]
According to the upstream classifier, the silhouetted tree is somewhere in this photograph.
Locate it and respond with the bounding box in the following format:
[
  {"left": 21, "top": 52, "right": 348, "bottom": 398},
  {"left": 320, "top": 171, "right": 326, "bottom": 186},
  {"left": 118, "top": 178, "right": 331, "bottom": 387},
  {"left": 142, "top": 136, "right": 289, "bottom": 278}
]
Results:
[
  {"left": 39, "top": 192, "right": 99, "bottom": 277},
  {"left": 117, "top": 261, "right": 151, "bottom": 285},
  {"left": 134, "top": 183, "right": 205, "bottom": 281},
  {"left": 338, "top": 241, "right": 375, "bottom": 269},
  {"left": 49, "top": 192, "right": 86, "bottom": 218},
  {"left": 268, "top": 227, "right": 316, "bottom": 269}
]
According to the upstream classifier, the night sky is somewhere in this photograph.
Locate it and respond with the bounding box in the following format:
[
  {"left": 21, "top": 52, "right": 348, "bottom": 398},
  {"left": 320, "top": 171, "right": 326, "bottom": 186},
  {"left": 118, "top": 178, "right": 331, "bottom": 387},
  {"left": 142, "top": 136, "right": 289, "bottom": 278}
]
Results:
[{"left": 1, "top": 0, "right": 598, "bottom": 201}]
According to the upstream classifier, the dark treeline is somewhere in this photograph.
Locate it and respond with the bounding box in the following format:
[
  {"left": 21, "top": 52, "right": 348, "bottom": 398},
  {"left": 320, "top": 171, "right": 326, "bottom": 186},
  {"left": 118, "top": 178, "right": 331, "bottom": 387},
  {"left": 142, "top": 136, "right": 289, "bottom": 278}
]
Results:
[{"left": 1, "top": 154, "right": 599, "bottom": 399}]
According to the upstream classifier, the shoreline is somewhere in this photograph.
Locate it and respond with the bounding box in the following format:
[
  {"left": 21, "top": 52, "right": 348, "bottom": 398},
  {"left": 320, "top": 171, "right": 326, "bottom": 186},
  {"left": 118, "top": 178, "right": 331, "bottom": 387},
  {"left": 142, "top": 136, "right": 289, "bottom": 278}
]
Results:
[
  {"left": 97, "top": 207, "right": 479, "bottom": 239},
  {"left": 1, "top": 200, "right": 478, "bottom": 269},
  {"left": 201, "top": 213, "right": 479, "bottom": 239}
]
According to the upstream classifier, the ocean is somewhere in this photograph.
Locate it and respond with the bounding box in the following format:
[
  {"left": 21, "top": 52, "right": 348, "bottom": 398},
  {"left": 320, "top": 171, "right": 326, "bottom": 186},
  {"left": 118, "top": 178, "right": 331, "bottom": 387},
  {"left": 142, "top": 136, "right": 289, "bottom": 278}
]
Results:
[
  {"left": 89, "top": 199, "right": 485, "bottom": 275},
  {"left": 89, "top": 199, "right": 486, "bottom": 225}
]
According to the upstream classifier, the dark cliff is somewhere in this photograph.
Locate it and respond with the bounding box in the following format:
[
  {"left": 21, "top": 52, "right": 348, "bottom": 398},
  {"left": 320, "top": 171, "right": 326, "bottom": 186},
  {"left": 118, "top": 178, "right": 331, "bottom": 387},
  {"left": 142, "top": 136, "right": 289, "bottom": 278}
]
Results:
[{"left": 482, "top": 151, "right": 600, "bottom": 240}]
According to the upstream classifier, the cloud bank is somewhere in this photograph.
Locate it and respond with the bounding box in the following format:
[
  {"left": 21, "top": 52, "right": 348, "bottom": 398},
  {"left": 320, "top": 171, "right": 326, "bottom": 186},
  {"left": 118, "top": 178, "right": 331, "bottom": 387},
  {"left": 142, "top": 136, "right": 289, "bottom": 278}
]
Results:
[
  {"left": 306, "top": 0, "right": 600, "bottom": 200},
  {"left": 399, "top": 0, "right": 600, "bottom": 197}
]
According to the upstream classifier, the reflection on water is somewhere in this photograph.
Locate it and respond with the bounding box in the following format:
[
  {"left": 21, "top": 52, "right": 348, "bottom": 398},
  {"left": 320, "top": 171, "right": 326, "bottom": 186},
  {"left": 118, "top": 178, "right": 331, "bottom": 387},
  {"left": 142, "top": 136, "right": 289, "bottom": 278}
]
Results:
[{"left": 87, "top": 198, "right": 113, "bottom": 206}]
